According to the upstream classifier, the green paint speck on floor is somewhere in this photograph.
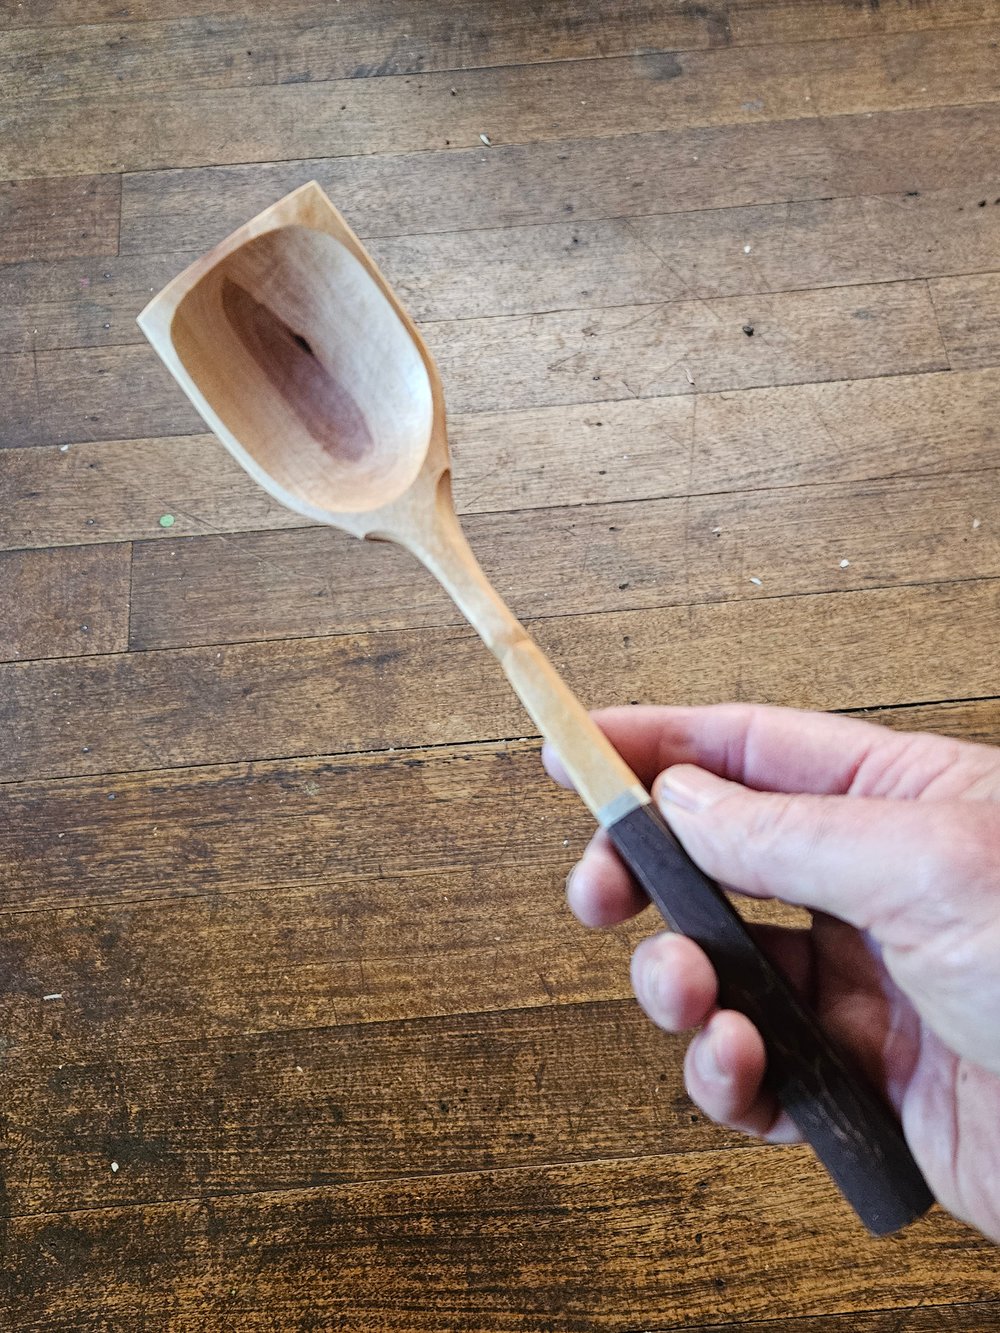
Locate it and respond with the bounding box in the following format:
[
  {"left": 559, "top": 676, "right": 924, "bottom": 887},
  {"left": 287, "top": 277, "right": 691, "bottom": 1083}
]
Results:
[{"left": 159, "top": 514, "right": 175, "bottom": 528}]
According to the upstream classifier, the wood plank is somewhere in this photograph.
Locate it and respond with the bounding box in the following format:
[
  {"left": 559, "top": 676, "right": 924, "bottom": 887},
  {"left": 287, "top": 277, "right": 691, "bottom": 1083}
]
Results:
[
  {"left": 0, "top": 4, "right": 703, "bottom": 99},
  {"left": 3, "top": 1150, "right": 996, "bottom": 1331},
  {"left": 0, "top": 344, "right": 204, "bottom": 449},
  {"left": 853, "top": 693, "right": 1000, "bottom": 746},
  {"left": 679, "top": 365, "right": 1000, "bottom": 496},
  {"left": 2, "top": 579, "right": 998, "bottom": 784},
  {"left": 0, "top": 432, "right": 303, "bottom": 549},
  {"left": 5, "top": 26, "right": 1000, "bottom": 178},
  {"left": 0, "top": 999, "right": 741, "bottom": 1216},
  {"left": 2, "top": 0, "right": 992, "bottom": 70},
  {"left": 0, "top": 543, "right": 130, "bottom": 662},
  {"left": 0, "top": 876, "right": 789, "bottom": 1068},
  {"left": 931, "top": 270, "right": 1000, "bottom": 369},
  {"left": 429, "top": 280, "right": 948, "bottom": 413},
  {"left": 0, "top": 3, "right": 823, "bottom": 102},
  {"left": 381, "top": 188, "right": 1000, "bottom": 321},
  {"left": 11, "top": 186, "right": 1000, "bottom": 353},
  {"left": 0, "top": 741, "right": 588, "bottom": 913},
  {"left": 5, "top": 0, "right": 995, "bottom": 35},
  {"left": 678, "top": 1304, "right": 1000, "bottom": 1332},
  {"left": 119, "top": 104, "right": 1000, "bottom": 255},
  {"left": 5, "top": 368, "right": 999, "bottom": 549},
  {"left": 128, "top": 472, "right": 1000, "bottom": 651},
  {"left": 0, "top": 251, "right": 190, "bottom": 354},
  {"left": 4, "top": 695, "right": 995, "bottom": 917},
  {"left": 1, "top": 279, "right": 949, "bottom": 448},
  {"left": 0, "top": 173, "right": 119, "bottom": 264},
  {"left": 857, "top": 697, "right": 1000, "bottom": 746}
]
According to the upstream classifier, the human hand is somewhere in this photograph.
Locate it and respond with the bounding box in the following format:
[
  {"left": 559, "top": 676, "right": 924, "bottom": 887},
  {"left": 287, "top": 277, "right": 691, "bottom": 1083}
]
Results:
[{"left": 544, "top": 704, "right": 1000, "bottom": 1240}]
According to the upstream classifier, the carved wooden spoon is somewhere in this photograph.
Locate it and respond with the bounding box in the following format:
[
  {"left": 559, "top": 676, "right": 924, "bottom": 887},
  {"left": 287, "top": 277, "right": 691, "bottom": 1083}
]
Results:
[{"left": 138, "top": 182, "right": 932, "bottom": 1235}]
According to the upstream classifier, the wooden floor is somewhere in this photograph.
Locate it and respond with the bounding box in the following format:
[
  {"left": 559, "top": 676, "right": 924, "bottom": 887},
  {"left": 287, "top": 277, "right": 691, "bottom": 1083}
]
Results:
[{"left": 3, "top": 1, "right": 1000, "bottom": 1328}]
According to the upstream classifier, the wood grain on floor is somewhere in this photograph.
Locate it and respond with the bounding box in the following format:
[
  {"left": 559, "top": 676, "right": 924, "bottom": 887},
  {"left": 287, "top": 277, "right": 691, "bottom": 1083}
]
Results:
[{"left": 2, "top": 0, "right": 1000, "bottom": 1327}]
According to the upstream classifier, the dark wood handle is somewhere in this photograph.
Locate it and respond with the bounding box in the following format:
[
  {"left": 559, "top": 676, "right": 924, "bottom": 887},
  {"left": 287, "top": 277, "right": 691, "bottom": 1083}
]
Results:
[{"left": 606, "top": 802, "right": 934, "bottom": 1235}]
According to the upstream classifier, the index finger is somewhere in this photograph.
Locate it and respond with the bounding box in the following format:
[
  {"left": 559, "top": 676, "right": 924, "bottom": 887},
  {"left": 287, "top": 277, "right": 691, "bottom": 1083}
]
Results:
[{"left": 543, "top": 702, "right": 910, "bottom": 796}]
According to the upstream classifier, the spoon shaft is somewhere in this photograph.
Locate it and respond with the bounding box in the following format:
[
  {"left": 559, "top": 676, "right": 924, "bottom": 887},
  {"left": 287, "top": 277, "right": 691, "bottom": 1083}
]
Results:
[
  {"left": 407, "top": 491, "right": 647, "bottom": 823},
  {"left": 412, "top": 505, "right": 933, "bottom": 1235}
]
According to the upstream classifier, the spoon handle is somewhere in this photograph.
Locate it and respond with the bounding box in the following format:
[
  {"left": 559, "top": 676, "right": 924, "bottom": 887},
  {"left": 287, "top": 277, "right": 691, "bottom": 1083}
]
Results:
[{"left": 605, "top": 799, "right": 934, "bottom": 1236}]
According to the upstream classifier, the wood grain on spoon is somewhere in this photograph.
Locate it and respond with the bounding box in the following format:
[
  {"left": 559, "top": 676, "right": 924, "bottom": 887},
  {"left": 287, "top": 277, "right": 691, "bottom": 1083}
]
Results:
[{"left": 219, "top": 277, "right": 375, "bottom": 465}]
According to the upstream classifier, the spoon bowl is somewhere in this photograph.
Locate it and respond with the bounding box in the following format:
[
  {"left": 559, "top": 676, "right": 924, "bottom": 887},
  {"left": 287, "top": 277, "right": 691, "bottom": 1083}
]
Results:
[
  {"left": 139, "top": 182, "right": 933, "bottom": 1236},
  {"left": 173, "top": 226, "right": 433, "bottom": 515},
  {"left": 140, "top": 183, "right": 445, "bottom": 530}
]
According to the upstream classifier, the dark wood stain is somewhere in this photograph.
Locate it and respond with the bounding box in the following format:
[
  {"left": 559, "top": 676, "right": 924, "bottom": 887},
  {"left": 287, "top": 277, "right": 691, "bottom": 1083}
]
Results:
[
  {"left": 608, "top": 803, "right": 931, "bottom": 1234},
  {"left": 220, "top": 276, "right": 374, "bottom": 462}
]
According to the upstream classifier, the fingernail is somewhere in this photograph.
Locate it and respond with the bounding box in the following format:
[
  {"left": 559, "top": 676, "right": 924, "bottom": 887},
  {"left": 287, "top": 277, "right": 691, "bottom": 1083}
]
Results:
[
  {"left": 694, "top": 1029, "right": 724, "bottom": 1083},
  {"left": 635, "top": 952, "right": 662, "bottom": 1011},
  {"left": 565, "top": 863, "right": 580, "bottom": 902},
  {"left": 656, "top": 765, "right": 727, "bottom": 814}
]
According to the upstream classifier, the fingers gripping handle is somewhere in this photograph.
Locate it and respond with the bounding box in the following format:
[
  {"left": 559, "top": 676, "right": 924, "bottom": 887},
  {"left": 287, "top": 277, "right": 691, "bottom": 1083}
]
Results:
[
  {"left": 607, "top": 802, "right": 934, "bottom": 1236},
  {"left": 462, "top": 619, "right": 931, "bottom": 1232}
]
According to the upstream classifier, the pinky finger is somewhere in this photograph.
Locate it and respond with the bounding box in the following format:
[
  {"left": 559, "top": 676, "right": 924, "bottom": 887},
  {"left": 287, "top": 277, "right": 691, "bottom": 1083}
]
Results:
[{"left": 684, "top": 1010, "right": 802, "bottom": 1145}]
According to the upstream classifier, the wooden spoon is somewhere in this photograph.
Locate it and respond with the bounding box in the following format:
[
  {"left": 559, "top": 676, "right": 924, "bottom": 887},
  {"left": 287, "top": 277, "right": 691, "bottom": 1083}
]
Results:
[{"left": 139, "top": 182, "right": 932, "bottom": 1235}]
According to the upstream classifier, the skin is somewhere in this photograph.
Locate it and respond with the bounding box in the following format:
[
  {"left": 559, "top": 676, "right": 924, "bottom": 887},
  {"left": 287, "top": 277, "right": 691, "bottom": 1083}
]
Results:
[{"left": 542, "top": 703, "right": 1000, "bottom": 1241}]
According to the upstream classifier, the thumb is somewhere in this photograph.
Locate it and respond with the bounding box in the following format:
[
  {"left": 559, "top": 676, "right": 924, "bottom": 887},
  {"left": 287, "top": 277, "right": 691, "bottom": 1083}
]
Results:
[{"left": 653, "top": 763, "right": 995, "bottom": 941}]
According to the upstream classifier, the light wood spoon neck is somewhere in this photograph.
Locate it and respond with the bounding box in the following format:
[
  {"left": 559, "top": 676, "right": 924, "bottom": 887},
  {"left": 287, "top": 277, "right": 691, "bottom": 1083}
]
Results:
[
  {"left": 375, "top": 467, "right": 647, "bottom": 827},
  {"left": 381, "top": 468, "right": 526, "bottom": 657}
]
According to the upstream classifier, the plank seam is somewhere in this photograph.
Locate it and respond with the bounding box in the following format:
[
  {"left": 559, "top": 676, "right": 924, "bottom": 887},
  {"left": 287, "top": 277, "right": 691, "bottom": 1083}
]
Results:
[
  {"left": 126, "top": 537, "right": 135, "bottom": 653},
  {"left": 925, "top": 277, "right": 955, "bottom": 368},
  {"left": 0, "top": 692, "right": 995, "bottom": 791},
  {"left": 2, "top": 9, "right": 994, "bottom": 73}
]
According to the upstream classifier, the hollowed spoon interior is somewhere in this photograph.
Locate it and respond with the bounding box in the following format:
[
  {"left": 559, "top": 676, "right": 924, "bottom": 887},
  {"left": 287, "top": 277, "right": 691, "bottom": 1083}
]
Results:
[{"left": 139, "top": 182, "right": 932, "bottom": 1235}]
